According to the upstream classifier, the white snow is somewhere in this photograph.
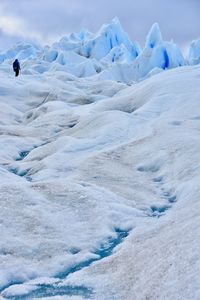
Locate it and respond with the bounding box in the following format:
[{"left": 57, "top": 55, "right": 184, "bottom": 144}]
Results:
[{"left": 0, "top": 19, "right": 200, "bottom": 300}]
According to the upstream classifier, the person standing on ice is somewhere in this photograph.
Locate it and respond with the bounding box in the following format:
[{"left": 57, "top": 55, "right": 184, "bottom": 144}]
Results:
[{"left": 13, "top": 59, "right": 20, "bottom": 77}]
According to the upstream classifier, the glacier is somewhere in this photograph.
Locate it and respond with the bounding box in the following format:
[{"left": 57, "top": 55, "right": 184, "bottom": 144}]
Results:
[
  {"left": 0, "top": 19, "right": 200, "bottom": 300},
  {"left": 0, "top": 18, "right": 199, "bottom": 83}
]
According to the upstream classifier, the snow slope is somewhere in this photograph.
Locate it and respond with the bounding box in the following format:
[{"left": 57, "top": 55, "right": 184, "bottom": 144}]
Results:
[{"left": 0, "top": 49, "right": 200, "bottom": 300}]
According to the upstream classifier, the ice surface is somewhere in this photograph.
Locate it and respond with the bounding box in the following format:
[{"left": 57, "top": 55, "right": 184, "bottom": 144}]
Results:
[
  {"left": 145, "top": 23, "right": 163, "bottom": 48},
  {"left": 0, "top": 19, "right": 196, "bottom": 83},
  {"left": 189, "top": 39, "right": 200, "bottom": 65},
  {"left": 0, "top": 19, "right": 200, "bottom": 300}
]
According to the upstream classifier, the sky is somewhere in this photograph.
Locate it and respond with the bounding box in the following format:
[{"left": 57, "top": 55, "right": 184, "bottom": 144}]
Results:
[{"left": 0, "top": 0, "right": 199, "bottom": 51}]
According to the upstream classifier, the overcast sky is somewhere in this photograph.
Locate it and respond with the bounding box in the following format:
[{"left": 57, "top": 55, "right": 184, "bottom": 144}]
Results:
[{"left": 0, "top": 0, "right": 199, "bottom": 51}]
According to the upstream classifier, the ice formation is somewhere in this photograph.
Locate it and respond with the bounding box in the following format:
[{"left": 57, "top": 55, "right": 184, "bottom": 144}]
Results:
[
  {"left": 0, "top": 18, "right": 199, "bottom": 83},
  {"left": 189, "top": 39, "right": 200, "bottom": 65}
]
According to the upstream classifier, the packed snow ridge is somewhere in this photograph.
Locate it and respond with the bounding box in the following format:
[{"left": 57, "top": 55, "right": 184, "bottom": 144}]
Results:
[{"left": 0, "top": 18, "right": 200, "bottom": 83}]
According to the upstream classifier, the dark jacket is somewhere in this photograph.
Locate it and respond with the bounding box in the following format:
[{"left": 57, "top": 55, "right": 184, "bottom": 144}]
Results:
[{"left": 13, "top": 59, "right": 20, "bottom": 71}]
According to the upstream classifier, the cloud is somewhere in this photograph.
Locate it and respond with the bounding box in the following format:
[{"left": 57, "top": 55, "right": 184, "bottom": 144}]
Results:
[
  {"left": 0, "top": 15, "right": 22, "bottom": 35},
  {"left": 0, "top": 0, "right": 199, "bottom": 49},
  {"left": 0, "top": 15, "right": 42, "bottom": 41},
  {"left": 0, "top": 3, "right": 44, "bottom": 47}
]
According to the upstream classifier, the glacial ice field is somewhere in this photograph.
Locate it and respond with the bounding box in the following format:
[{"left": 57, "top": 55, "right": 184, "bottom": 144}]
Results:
[{"left": 0, "top": 19, "right": 200, "bottom": 300}]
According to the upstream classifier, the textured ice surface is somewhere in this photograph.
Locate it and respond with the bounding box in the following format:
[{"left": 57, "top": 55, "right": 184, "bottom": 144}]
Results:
[
  {"left": 0, "top": 19, "right": 197, "bottom": 83},
  {"left": 189, "top": 39, "right": 200, "bottom": 65},
  {"left": 0, "top": 25, "right": 200, "bottom": 300}
]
